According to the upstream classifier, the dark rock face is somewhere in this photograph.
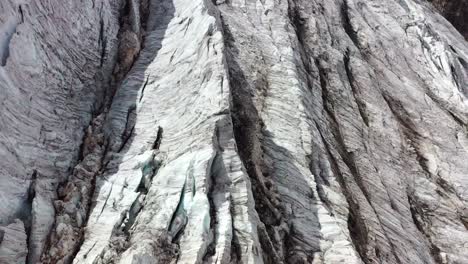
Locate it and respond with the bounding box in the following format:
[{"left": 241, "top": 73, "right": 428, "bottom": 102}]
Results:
[
  {"left": 429, "top": 0, "right": 468, "bottom": 39},
  {"left": 1, "top": 0, "right": 467, "bottom": 264}
]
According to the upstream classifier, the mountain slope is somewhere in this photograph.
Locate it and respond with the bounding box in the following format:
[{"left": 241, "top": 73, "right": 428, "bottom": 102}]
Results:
[{"left": 0, "top": 0, "right": 467, "bottom": 263}]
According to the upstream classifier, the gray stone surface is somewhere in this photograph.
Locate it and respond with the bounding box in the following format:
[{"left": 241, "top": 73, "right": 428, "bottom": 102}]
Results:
[{"left": 0, "top": 0, "right": 467, "bottom": 263}]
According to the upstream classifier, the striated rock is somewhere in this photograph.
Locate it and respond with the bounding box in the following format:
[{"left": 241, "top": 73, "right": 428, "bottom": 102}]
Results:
[{"left": 0, "top": 0, "right": 467, "bottom": 263}]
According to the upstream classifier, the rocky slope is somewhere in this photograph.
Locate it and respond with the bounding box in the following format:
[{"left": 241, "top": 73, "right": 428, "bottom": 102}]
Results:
[{"left": 0, "top": 0, "right": 467, "bottom": 263}]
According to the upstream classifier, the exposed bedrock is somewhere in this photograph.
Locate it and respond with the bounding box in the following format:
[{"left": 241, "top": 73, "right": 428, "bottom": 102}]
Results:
[{"left": 0, "top": 0, "right": 467, "bottom": 263}]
